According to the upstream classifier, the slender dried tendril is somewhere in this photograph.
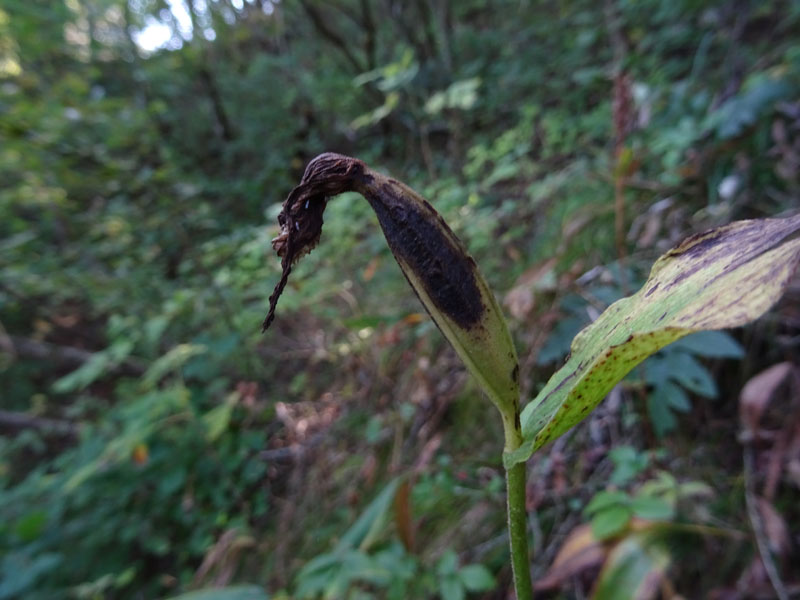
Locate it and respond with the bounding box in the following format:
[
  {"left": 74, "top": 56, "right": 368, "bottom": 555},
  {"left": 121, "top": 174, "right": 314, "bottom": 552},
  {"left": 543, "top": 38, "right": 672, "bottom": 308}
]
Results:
[{"left": 262, "top": 153, "right": 364, "bottom": 331}]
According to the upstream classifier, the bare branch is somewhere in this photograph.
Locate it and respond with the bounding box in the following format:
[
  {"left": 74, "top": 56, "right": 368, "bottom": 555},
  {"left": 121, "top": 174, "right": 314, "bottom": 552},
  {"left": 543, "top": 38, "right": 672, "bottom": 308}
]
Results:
[
  {"left": 298, "top": 0, "right": 366, "bottom": 73},
  {"left": 7, "top": 335, "right": 146, "bottom": 376},
  {"left": 0, "top": 410, "right": 79, "bottom": 437}
]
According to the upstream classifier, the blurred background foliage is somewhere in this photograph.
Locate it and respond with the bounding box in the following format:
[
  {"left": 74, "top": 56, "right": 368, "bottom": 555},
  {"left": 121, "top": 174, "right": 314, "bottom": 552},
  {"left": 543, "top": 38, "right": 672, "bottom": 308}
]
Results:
[{"left": 1, "top": 0, "right": 799, "bottom": 598}]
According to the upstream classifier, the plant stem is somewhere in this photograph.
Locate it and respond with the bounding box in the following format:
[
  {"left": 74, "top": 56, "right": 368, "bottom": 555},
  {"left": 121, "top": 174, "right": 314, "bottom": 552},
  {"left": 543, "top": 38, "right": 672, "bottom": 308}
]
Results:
[{"left": 503, "top": 416, "right": 533, "bottom": 600}]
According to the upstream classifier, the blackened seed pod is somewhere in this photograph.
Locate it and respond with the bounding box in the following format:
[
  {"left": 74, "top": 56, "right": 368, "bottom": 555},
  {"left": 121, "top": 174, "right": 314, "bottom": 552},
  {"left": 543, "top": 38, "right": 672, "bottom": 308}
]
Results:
[{"left": 264, "top": 154, "right": 520, "bottom": 420}]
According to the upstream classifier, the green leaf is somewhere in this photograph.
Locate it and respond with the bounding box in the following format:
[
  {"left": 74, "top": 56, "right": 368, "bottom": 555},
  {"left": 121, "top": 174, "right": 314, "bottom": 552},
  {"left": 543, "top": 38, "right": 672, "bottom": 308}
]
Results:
[
  {"left": 143, "top": 314, "right": 170, "bottom": 346},
  {"left": 142, "top": 343, "right": 207, "bottom": 388},
  {"left": 336, "top": 551, "right": 392, "bottom": 587},
  {"left": 662, "top": 381, "right": 691, "bottom": 412},
  {"left": 537, "top": 316, "right": 587, "bottom": 365},
  {"left": 202, "top": 394, "right": 236, "bottom": 442},
  {"left": 677, "top": 481, "right": 715, "bottom": 499},
  {"left": 637, "top": 472, "right": 680, "bottom": 506},
  {"left": 609, "top": 446, "right": 649, "bottom": 486},
  {"left": 52, "top": 340, "right": 134, "bottom": 393},
  {"left": 337, "top": 478, "right": 402, "bottom": 552},
  {"left": 295, "top": 549, "right": 393, "bottom": 599},
  {"left": 438, "top": 574, "right": 465, "bottom": 600},
  {"left": 669, "top": 330, "right": 744, "bottom": 358},
  {"left": 584, "top": 490, "right": 630, "bottom": 515},
  {"left": 664, "top": 353, "right": 717, "bottom": 398},
  {"left": 14, "top": 511, "right": 47, "bottom": 542},
  {"left": 708, "top": 75, "right": 793, "bottom": 140},
  {"left": 294, "top": 483, "right": 406, "bottom": 598},
  {"left": 351, "top": 91, "right": 400, "bottom": 129},
  {"left": 63, "top": 386, "right": 189, "bottom": 492},
  {"left": 647, "top": 391, "right": 678, "bottom": 438},
  {"left": 425, "top": 78, "right": 481, "bottom": 114},
  {"left": 458, "top": 564, "right": 496, "bottom": 592},
  {"left": 372, "top": 544, "right": 417, "bottom": 583},
  {"left": 0, "top": 551, "right": 62, "bottom": 600},
  {"left": 163, "top": 585, "right": 269, "bottom": 600},
  {"left": 648, "top": 381, "right": 690, "bottom": 437},
  {"left": 590, "top": 504, "right": 633, "bottom": 540},
  {"left": 294, "top": 552, "right": 349, "bottom": 599},
  {"left": 295, "top": 552, "right": 343, "bottom": 585},
  {"left": 593, "top": 532, "right": 671, "bottom": 600},
  {"left": 506, "top": 214, "right": 800, "bottom": 467},
  {"left": 630, "top": 495, "right": 675, "bottom": 521},
  {"left": 436, "top": 549, "right": 459, "bottom": 576}
]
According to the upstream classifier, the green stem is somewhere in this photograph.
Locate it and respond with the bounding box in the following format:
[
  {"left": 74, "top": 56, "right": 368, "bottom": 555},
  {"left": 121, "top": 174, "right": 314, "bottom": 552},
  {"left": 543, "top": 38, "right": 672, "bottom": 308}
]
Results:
[{"left": 503, "top": 415, "right": 533, "bottom": 600}]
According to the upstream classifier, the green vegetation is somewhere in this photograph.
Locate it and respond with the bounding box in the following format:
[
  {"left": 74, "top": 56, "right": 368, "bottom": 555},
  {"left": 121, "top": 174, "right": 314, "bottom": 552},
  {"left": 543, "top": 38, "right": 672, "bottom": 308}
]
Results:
[
  {"left": 1, "top": 1, "right": 799, "bottom": 599},
  {"left": 265, "top": 153, "right": 798, "bottom": 600}
]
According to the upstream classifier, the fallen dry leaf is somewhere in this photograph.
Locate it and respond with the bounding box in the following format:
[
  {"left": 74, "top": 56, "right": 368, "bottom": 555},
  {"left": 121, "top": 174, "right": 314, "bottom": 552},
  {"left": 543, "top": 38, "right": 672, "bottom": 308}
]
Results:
[
  {"left": 535, "top": 523, "right": 609, "bottom": 591},
  {"left": 504, "top": 258, "right": 557, "bottom": 320},
  {"left": 740, "top": 362, "right": 793, "bottom": 437}
]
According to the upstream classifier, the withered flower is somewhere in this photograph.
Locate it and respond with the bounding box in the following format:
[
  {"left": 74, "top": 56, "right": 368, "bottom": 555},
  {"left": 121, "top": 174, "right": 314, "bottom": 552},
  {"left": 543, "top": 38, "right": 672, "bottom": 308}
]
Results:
[{"left": 264, "top": 153, "right": 520, "bottom": 422}]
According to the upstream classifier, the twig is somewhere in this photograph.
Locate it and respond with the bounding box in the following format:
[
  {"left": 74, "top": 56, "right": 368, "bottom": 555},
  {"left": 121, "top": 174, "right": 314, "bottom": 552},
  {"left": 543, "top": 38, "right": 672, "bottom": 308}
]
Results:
[
  {"left": 0, "top": 410, "right": 79, "bottom": 437},
  {"left": 743, "top": 446, "right": 789, "bottom": 600},
  {"left": 604, "top": 0, "right": 631, "bottom": 294},
  {"left": 7, "top": 335, "right": 146, "bottom": 375},
  {"left": 258, "top": 430, "right": 326, "bottom": 461},
  {"left": 298, "top": 0, "right": 366, "bottom": 74}
]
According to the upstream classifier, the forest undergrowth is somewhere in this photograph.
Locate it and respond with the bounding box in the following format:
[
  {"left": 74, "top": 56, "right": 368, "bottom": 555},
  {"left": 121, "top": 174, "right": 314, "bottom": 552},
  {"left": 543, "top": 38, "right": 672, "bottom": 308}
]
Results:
[{"left": 1, "top": 1, "right": 799, "bottom": 598}]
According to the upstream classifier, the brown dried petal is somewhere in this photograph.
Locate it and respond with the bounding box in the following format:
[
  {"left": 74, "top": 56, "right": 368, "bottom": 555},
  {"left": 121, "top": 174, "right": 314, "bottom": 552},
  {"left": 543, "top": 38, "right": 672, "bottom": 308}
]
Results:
[
  {"left": 262, "top": 154, "right": 365, "bottom": 331},
  {"left": 262, "top": 153, "right": 520, "bottom": 418}
]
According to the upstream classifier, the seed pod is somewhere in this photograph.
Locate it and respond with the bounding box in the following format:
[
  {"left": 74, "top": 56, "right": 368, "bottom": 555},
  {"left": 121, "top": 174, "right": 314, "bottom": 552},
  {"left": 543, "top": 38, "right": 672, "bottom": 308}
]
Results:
[{"left": 264, "top": 153, "right": 520, "bottom": 418}]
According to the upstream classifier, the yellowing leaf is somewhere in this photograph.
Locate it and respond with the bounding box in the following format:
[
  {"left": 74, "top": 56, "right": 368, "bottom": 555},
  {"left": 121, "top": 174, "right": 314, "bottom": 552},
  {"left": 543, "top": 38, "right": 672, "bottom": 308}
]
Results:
[{"left": 506, "top": 214, "right": 800, "bottom": 467}]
